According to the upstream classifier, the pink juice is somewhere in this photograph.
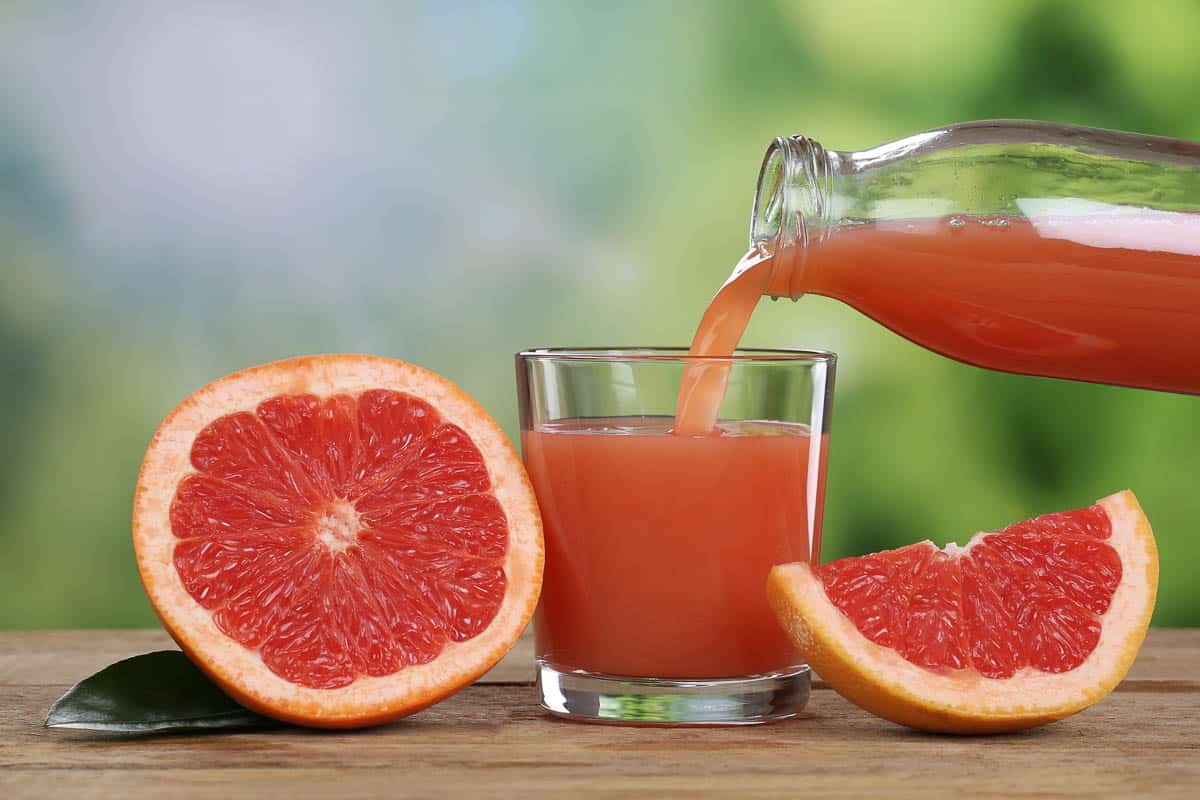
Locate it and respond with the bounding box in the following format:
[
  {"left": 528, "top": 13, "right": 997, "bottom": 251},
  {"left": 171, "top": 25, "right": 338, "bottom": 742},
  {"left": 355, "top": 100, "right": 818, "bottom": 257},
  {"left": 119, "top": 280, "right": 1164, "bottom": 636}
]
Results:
[{"left": 524, "top": 418, "right": 827, "bottom": 679}]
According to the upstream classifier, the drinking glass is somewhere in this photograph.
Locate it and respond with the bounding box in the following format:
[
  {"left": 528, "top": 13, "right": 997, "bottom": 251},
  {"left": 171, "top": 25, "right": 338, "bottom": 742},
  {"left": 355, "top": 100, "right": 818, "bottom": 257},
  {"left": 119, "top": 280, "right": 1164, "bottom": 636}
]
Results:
[{"left": 516, "top": 347, "right": 835, "bottom": 725}]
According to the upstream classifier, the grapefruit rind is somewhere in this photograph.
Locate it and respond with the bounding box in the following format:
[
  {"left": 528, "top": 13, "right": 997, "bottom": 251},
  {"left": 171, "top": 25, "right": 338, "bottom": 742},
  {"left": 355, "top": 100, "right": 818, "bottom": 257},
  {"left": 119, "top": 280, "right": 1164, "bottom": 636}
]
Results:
[
  {"left": 767, "top": 490, "right": 1157, "bottom": 733},
  {"left": 133, "top": 355, "right": 544, "bottom": 728}
]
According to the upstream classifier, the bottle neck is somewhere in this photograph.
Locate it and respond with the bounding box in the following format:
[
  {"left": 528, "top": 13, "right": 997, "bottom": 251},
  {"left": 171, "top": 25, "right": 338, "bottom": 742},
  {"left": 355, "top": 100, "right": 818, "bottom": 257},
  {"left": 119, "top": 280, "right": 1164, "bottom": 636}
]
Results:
[{"left": 750, "top": 136, "right": 837, "bottom": 299}]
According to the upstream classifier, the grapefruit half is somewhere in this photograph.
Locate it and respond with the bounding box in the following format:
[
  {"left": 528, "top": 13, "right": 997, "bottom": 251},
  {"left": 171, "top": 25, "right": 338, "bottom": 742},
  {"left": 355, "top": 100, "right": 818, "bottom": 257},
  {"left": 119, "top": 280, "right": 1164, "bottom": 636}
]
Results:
[
  {"left": 133, "top": 355, "right": 543, "bottom": 728},
  {"left": 768, "top": 491, "right": 1157, "bottom": 733}
]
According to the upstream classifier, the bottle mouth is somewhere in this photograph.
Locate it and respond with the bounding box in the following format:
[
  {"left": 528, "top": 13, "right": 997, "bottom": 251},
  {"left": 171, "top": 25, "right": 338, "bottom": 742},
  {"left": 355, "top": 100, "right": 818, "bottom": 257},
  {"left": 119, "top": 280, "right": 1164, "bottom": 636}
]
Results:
[
  {"left": 750, "top": 139, "right": 791, "bottom": 247},
  {"left": 751, "top": 136, "right": 827, "bottom": 250},
  {"left": 751, "top": 136, "right": 830, "bottom": 298}
]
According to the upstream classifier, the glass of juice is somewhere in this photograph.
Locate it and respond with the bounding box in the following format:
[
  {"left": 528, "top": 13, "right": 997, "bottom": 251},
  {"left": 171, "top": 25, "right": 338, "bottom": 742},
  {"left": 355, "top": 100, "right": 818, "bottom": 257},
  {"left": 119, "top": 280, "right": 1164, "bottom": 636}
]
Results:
[{"left": 516, "top": 347, "right": 835, "bottom": 725}]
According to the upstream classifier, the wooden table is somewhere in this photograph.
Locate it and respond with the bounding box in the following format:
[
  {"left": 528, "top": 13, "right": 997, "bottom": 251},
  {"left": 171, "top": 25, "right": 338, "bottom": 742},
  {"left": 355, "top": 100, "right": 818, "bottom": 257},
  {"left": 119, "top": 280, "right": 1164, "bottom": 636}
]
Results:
[{"left": 2, "top": 629, "right": 1197, "bottom": 798}]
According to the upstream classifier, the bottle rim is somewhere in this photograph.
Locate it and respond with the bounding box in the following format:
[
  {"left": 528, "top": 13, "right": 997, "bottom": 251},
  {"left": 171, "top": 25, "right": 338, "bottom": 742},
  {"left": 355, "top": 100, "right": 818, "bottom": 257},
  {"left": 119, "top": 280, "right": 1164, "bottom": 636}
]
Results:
[{"left": 750, "top": 136, "right": 832, "bottom": 299}]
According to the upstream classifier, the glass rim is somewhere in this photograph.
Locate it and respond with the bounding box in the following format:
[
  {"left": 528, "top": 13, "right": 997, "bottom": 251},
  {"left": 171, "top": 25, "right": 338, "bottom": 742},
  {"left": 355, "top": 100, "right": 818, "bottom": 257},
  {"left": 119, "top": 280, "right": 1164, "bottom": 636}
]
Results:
[{"left": 516, "top": 346, "right": 836, "bottom": 363}]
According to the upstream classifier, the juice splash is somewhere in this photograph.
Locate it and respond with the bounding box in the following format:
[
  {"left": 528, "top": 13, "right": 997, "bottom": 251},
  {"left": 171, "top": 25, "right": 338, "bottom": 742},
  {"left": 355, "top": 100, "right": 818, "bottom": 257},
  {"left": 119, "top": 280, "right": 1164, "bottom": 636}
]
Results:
[
  {"left": 524, "top": 417, "right": 826, "bottom": 678},
  {"left": 675, "top": 211, "right": 1200, "bottom": 435}
]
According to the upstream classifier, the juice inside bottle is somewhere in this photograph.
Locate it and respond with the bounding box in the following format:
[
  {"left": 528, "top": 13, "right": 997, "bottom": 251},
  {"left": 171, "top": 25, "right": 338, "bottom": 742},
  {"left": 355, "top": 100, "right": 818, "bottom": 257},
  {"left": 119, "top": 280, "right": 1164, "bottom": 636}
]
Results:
[{"left": 789, "top": 211, "right": 1200, "bottom": 395}]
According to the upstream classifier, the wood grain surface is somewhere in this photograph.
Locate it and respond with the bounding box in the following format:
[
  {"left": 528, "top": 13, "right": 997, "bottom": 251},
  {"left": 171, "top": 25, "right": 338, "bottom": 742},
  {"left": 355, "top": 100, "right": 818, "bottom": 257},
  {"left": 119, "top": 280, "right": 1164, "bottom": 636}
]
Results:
[{"left": 2, "top": 629, "right": 1197, "bottom": 799}]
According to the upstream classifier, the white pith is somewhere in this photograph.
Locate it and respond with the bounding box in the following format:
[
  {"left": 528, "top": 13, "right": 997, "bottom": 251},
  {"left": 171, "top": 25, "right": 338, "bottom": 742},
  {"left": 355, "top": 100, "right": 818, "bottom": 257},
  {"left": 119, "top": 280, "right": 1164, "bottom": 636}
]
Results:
[
  {"left": 915, "top": 529, "right": 990, "bottom": 559},
  {"left": 314, "top": 500, "right": 360, "bottom": 553}
]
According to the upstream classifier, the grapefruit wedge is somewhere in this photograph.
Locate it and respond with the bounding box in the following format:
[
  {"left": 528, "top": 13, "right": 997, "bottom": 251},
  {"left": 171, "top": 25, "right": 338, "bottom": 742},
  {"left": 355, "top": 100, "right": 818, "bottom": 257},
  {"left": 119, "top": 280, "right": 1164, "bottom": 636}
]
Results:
[
  {"left": 768, "top": 491, "right": 1157, "bottom": 733},
  {"left": 133, "top": 355, "right": 543, "bottom": 728}
]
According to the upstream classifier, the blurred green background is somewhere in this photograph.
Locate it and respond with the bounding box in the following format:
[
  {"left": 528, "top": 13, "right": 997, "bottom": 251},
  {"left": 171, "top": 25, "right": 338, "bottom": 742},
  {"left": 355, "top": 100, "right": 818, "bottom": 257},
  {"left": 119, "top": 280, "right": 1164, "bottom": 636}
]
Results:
[{"left": 2, "top": 0, "right": 1197, "bottom": 629}]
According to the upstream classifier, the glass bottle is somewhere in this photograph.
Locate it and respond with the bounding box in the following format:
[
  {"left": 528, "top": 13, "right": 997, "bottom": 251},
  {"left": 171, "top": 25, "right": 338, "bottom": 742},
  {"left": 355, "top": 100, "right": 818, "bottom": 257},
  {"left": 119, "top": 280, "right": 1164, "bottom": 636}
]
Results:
[{"left": 749, "top": 120, "right": 1200, "bottom": 393}]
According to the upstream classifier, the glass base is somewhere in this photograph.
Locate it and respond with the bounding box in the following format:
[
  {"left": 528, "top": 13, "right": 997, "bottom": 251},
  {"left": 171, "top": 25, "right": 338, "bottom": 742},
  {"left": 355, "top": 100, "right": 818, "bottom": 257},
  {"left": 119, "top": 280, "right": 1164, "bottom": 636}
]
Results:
[{"left": 536, "top": 660, "right": 811, "bottom": 726}]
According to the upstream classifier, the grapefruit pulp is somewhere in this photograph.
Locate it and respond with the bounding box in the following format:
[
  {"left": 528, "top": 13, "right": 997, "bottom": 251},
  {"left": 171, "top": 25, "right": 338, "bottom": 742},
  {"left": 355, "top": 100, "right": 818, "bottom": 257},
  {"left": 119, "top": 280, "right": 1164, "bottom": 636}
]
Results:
[
  {"left": 133, "top": 355, "right": 544, "bottom": 728},
  {"left": 768, "top": 491, "right": 1157, "bottom": 733}
]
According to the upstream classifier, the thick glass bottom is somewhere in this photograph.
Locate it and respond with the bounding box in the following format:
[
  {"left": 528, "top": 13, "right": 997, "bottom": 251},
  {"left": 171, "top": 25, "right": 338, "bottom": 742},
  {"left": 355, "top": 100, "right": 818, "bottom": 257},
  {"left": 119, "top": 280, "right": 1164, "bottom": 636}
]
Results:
[{"left": 536, "top": 660, "right": 811, "bottom": 726}]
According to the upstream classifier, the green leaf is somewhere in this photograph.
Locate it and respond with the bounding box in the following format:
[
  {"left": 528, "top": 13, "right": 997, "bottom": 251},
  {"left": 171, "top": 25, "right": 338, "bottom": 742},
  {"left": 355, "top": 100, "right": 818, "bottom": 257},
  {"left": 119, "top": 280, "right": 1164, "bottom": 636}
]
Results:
[{"left": 45, "top": 650, "right": 284, "bottom": 733}]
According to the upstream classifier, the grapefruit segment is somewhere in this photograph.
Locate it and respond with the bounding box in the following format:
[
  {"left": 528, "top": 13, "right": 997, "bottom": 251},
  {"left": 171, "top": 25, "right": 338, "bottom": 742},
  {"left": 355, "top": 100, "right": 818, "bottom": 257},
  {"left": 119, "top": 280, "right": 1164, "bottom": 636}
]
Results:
[
  {"left": 768, "top": 491, "right": 1157, "bottom": 733},
  {"left": 133, "top": 355, "right": 543, "bottom": 727}
]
